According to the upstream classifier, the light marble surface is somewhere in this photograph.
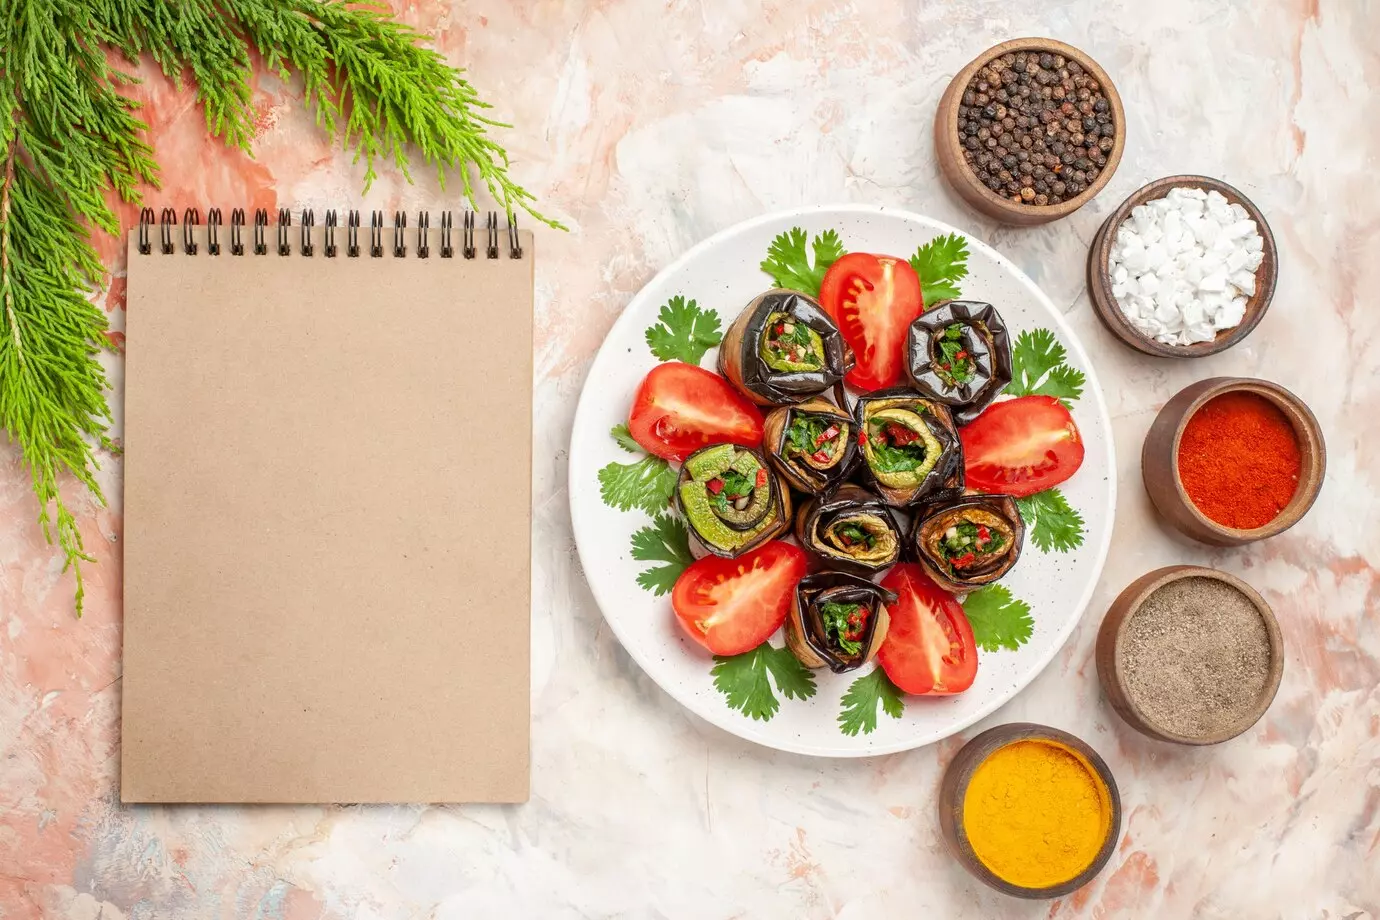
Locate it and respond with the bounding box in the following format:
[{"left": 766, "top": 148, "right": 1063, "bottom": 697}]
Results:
[{"left": 2, "top": 1, "right": 1377, "bottom": 917}]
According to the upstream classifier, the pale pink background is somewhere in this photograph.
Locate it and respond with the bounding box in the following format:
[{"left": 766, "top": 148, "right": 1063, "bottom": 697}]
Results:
[{"left": 2, "top": 2, "right": 1377, "bottom": 918}]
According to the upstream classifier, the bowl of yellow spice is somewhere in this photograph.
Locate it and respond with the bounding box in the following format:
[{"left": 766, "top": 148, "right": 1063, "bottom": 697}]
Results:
[{"left": 938, "top": 723, "right": 1122, "bottom": 898}]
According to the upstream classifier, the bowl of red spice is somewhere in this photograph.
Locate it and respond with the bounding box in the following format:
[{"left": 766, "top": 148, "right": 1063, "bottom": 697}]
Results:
[{"left": 1142, "top": 377, "right": 1325, "bottom": 545}]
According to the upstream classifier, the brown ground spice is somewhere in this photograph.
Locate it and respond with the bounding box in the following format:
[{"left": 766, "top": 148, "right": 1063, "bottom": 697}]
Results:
[{"left": 1120, "top": 577, "right": 1271, "bottom": 738}]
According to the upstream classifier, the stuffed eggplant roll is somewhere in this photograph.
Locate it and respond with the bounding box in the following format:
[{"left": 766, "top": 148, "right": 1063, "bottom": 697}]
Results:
[
  {"left": 905, "top": 300, "right": 1012, "bottom": 425},
  {"left": 675, "top": 443, "right": 792, "bottom": 558},
  {"left": 853, "top": 389, "right": 963, "bottom": 507},
  {"left": 785, "top": 572, "right": 896, "bottom": 673},
  {"left": 912, "top": 494, "right": 1024, "bottom": 593},
  {"left": 795, "top": 484, "right": 902, "bottom": 574},
  {"left": 762, "top": 397, "right": 858, "bottom": 494},
  {"left": 719, "top": 289, "right": 854, "bottom": 406}
]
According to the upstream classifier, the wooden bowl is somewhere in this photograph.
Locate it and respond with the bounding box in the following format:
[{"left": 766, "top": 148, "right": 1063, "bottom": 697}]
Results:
[
  {"left": 938, "top": 722, "right": 1121, "bottom": 899},
  {"left": 934, "top": 38, "right": 1126, "bottom": 225},
  {"left": 1096, "top": 566, "right": 1284, "bottom": 745},
  {"left": 1142, "top": 377, "right": 1325, "bottom": 545},
  {"left": 1086, "top": 175, "right": 1278, "bottom": 357}
]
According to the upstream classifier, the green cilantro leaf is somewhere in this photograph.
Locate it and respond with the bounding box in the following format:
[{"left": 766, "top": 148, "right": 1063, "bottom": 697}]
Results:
[
  {"left": 645, "top": 296, "right": 723, "bottom": 365},
  {"left": 1007, "top": 328, "right": 1086, "bottom": 407},
  {"left": 837, "top": 668, "right": 905, "bottom": 736},
  {"left": 759, "top": 227, "right": 847, "bottom": 297},
  {"left": 963, "top": 584, "right": 1034, "bottom": 652},
  {"left": 1016, "top": 488, "right": 1086, "bottom": 553},
  {"left": 712, "top": 643, "right": 817, "bottom": 721},
  {"left": 611, "top": 423, "right": 641, "bottom": 453},
  {"left": 909, "top": 233, "right": 970, "bottom": 307},
  {"left": 598, "top": 455, "right": 676, "bottom": 516},
  {"left": 630, "top": 514, "right": 693, "bottom": 595}
]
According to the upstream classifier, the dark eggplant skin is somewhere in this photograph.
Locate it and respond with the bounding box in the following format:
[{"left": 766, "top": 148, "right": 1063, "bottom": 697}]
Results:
[
  {"left": 794, "top": 484, "right": 902, "bottom": 574},
  {"left": 853, "top": 388, "right": 964, "bottom": 507},
  {"left": 719, "top": 289, "right": 855, "bottom": 406},
  {"left": 762, "top": 396, "right": 860, "bottom": 495},
  {"left": 785, "top": 571, "right": 897, "bottom": 673},
  {"left": 674, "top": 444, "right": 793, "bottom": 559},
  {"left": 904, "top": 300, "right": 1012, "bottom": 426},
  {"left": 910, "top": 493, "right": 1024, "bottom": 594}
]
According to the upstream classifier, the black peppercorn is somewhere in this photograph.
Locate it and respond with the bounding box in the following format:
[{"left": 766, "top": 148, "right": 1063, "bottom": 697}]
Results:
[{"left": 956, "top": 51, "right": 1116, "bottom": 207}]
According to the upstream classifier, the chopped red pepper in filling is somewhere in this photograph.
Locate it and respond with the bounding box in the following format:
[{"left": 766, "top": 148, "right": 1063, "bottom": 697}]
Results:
[{"left": 707, "top": 479, "right": 724, "bottom": 495}]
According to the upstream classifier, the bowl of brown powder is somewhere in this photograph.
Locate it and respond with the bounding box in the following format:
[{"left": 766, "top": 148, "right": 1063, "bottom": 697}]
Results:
[{"left": 1095, "top": 566, "right": 1283, "bottom": 744}]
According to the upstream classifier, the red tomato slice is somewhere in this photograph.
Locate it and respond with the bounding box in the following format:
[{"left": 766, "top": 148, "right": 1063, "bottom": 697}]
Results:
[
  {"left": 671, "top": 542, "right": 808, "bottom": 656},
  {"left": 628, "top": 362, "right": 764, "bottom": 461},
  {"left": 818, "top": 252, "right": 924, "bottom": 391},
  {"left": 961, "top": 395, "right": 1085, "bottom": 497},
  {"left": 876, "top": 564, "right": 977, "bottom": 695}
]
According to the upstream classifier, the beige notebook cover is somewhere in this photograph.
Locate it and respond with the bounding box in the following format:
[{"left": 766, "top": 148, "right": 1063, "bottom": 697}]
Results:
[{"left": 121, "top": 216, "right": 533, "bottom": 803}]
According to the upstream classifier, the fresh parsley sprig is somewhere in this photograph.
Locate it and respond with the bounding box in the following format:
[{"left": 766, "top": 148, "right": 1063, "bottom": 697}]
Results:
[
  {"left": 630, "top": 514, "right": 693, "bottom": 595},
  {"left": 759, "top": 228, "right": 846, "bottom": 297},
  {"left": 909, "top": 233, "right": 970, "bottom": 307},
  {"left": 837, "top": 667, "right": 905, "bottom": 736},
  {"left": 1007, "top": 329, "right": 1086, "bottom": 407},
  {"left": 1017, "top": 489, "right": 1086, "bottom": 553},
  {"left": 598, "top": 426, "right": 675, "bottom": 516},
  {"left": 645, "top": 295, "right": 723, "bottom": 365},
  {"left": 963, "top": 584, "right": 1034, "bottom": 652},
  {"left": 712, "top": 643, "right": 817, "bottom": 721}
]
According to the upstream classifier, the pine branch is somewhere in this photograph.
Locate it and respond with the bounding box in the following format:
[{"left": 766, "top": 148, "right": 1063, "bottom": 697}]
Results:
[{"left": 0, "top": 0, "right": 561, "bottom": 615}]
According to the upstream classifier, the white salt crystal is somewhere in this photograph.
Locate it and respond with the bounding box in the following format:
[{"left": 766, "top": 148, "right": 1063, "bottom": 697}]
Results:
[
  {"left": 1107, "top": 185, "right": 1264, "bottom": 346},
  {"left": 1199, "top": 271, "right": 1228, "bottom": 292},
  {"left": 1230, "top": 270, "right": 1257, "bottom": 296}
]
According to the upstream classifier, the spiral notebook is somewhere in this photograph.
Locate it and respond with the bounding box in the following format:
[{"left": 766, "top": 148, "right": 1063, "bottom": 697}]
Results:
[{"left": 121, "top": 207, "right": 533, "bottom": 804}]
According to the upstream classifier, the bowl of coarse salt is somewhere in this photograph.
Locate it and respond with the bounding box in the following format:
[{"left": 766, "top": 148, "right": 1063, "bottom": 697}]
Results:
[{"left": 1086, "top": 175, "right": 1277, "bottom": 358}]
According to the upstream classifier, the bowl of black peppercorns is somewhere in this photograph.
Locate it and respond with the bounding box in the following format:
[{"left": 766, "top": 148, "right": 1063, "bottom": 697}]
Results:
[{"left": 935, "top": 38, "right": 1125, "bottom": 226}]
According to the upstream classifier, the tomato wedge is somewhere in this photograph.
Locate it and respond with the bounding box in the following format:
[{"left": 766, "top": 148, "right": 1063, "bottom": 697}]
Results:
[
  {"left": 671, "top": 542, "right": 808, "bottom": 656},
  {"left": 818, "top": 252, "right": 924, "bottom": 391},
  {"left": 961, "top": 395, "right": 1085, "bottom": 497},
  {"left": 628, "top": 362, "right": 764, "bottom": 461},
  {"left": 876, "top": 564, "right": 977, "bottom": 695}
]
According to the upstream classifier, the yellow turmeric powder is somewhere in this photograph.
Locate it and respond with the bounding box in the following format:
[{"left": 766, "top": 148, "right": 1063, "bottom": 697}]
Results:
[{"left": 962, "top": 739, "right": 1111, "bottom": 889}]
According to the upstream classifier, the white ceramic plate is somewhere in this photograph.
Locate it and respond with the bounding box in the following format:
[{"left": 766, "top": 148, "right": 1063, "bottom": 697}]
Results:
[{"left": 570, "top": 205, "right": 1114, "bottom": 757}]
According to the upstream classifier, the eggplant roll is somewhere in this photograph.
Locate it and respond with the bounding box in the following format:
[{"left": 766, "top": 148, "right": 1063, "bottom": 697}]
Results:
[
  {"left": 912, "top": 494, "right": 1024, "bottom": 593},
  {"left": 786, "top": 572, "right": 896, "bottom": 673},
  {"left": 905, "top": 300, "right": 1012, "bottom": 425},
  {"left": 795, "top": 484, "right": 902, "bottom": 574},
  {"left": 675, "top": 443, "right": 792, "bottom": 558},
  {"left": 762, "top": 396, "right": 859, "bottom": 494},
  {"left": 719, "top": 289, "right": 854, "bottom": 406},
  {"left": 853, "top": 389, "right": 964, "bottom": 507}
]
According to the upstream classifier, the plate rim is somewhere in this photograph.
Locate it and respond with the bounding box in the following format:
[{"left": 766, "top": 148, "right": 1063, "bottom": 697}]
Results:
[{"left": 568, "top": 202, "right": 1117, "bottom": 757}]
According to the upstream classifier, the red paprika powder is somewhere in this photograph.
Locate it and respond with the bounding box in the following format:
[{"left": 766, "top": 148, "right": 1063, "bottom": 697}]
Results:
[{"left": 1176, "top": 392, "right": 1301, "bottom": 530}]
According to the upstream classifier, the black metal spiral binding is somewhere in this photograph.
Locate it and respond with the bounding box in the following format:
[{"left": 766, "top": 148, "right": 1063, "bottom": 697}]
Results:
[
  {"left": 207, "top": 208, "right": 222, "bottom": 255},
  {"left": 138, "top": 208, "right": 154, "bottom": 254},
  {"left": 463, "top": 210, "right": 476, "bottom": 259},
  {"left": 253, "top": 209, "right": 268, "bottom": 255},
  {"left": 135, "top": 208, "right": 522, "bottom": 258},
  {"left": 324, "top": 210, "right": 337, "bottom": 258},
  {"left": 369, "top": 211, "right": 384, "bottom": 258},
  {"left": 182, "top": 208, "right": 200, "bottom": 255},
  {"left": 301, "top": 209, "right": 315, "bottom": 257},
  {"left": 159, "top": 207, "right": 177, "bottom": 254},
  {"left": 230, "top": 208, "right": 245, "bottom": 255},
  {"left": 276, "top": 208, "right": 291, "bottom": 256}
]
